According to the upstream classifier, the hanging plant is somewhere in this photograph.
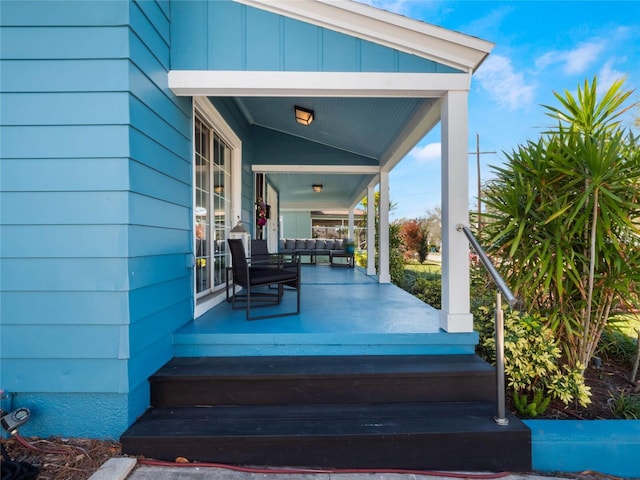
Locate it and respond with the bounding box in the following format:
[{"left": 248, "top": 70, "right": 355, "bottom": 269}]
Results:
[{"left": 256, "top": 198, "right": 267, "bottom": 227}]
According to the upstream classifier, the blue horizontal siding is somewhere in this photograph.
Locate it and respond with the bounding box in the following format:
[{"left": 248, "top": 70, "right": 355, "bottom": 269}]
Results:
[
  {"left": 0, "top": 26, "right": 129, "bottom": 59},
  {"left": 1, "top": 325, "right": 127, "bottom": 359},
  {"left": 1, "top": 191, "right": 129, "bottom": 225},
  {"left": 1, "top": 225, "right": 128, "bottom": 258},
  {"left": 129, "top": 277, "right": 192, "bottom": 324},
  {"left": 2, "top": 258, "right": 129, "bottom": 291},
  {"left": 130, "top": 96, "right": 190, "bottom": 159},
  {"left": 0, "top": 59, "right": 130, "bottom": 92},
  {"left": 129, "top": 129, "right": 192, "bottom": 184},
  {"left": 2, "top": 125, "right": 130, "bottom": 158},
  {"left": 1, "top": 93, "right": 129, "bottom": 126},
  {"left": 128, "top": 255, "right": 192, "bottom": 290},
  {"left": 0, "top": 291, "right": 129, "bottom": 326},
  {"left": 128, "top": 225, "right": 190, "bottom": 257},
  {"left": 0, "top": 1, "right": 129, "bottom": 27},
  {"left": 1, "top": 158, "right": 129, "bottom": 191},
  {"left": 130, "top": 1, "right": 170, "bottom": 71},
  {"left": 129, "top": 300, "right": 193, "bottom": 357},
  {"left": 129, "top": 193, "right": 190, "bottom": 229},
  {"left": 1, "top": 358, "right": 129, "bottom": 393},
  {"left": 170, "top": 0, "right": 461, "bottom": 73}
]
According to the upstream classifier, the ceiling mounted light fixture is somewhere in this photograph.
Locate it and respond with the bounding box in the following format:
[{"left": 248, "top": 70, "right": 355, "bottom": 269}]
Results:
[
  {"left": 312, "top": 184, "right": 323, "bottom": 193},
  {"left": 294, "top": 106, "right": 314, "bottom": 126}
]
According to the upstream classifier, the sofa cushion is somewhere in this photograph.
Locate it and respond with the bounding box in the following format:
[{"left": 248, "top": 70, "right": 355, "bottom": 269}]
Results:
[
  {"left": 285, "top": 239, "right": 296, "bottom": 250},
  {"left": 306, "top": 239, "right": 316, "bottom": 250},
  {"left": 334, "top": 239, "right": 343, "bottom": 250},
  {"left": 279, "top": 239, "right": 285, "bottom": 250},
  {"left": 315, "top": 239, "right": 326, "bottom": 249},
  {"left": 295, "top": 239, "right": 307, "bottom": 250},
  {"left": 324, "top": 240, "right": 335, "bottom": 249}
]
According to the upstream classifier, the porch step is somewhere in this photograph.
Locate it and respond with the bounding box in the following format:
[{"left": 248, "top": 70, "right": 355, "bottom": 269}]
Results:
[
  {"left": 149, "top": 355, "right": 496, "bottom": 407},
  {"left": 121, "top": 355, "right": 531, "bottom": 472},
  {"left": 120, "top": 402, "right": 530, "bottom": 471}
]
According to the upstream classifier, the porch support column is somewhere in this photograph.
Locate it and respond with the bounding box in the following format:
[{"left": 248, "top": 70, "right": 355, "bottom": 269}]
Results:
[
  {"left": 366, "top": 185, "right": 376, "bottom": 276},
  {"left": 378, "top": 171, "right": 390, "bottom": 283},
  {"left": 439, "top": 90, "right": 473, "bottom": 332},
  {"left": 348, "top": 209, "right": 355, "bottom": 241}
]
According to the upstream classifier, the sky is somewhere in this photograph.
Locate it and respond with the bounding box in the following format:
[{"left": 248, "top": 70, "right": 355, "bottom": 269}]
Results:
[{"left": 356, "top": 1, "right": 640, "bottom": 220}]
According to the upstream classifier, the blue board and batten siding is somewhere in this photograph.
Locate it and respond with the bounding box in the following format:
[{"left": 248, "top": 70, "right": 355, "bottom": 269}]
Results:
[
  {"left": 171, "top": 1, "right": 461, "bottom": 73},
  {"left": 1, "top": 0, "right": 194, "bottom": 437}
]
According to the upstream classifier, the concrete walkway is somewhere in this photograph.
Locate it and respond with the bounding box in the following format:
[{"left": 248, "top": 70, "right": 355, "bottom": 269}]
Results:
[{"left": 90, "top": 458, "right": 570, "bottom": 480}]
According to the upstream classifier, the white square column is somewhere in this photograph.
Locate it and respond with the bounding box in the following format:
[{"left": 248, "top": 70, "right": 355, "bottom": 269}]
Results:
[
  {"left": 366, "top": 185, "right": 377, "bottom": 276},
  {"left": 439, "top": 91, "right": 473, "bottom": 332},
  {"left": 378, "top": 171, "right": 390, "bottom": 283}
]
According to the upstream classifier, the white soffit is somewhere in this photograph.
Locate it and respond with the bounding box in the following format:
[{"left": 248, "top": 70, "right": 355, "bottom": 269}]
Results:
[
  {"left": 233, "top": 0, "right": 494, "bottom": 72},
  {"left": 168, "top": 71, "right": 470, "bottom": 97}
]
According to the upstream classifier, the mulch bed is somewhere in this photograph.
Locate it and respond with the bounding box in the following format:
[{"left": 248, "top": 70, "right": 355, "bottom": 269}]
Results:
[{"left": 1, "top": 436, "right": 120, "bottom": 480}]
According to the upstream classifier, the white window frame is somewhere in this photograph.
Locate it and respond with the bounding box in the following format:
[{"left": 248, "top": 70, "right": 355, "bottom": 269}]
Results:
[{"left": 193, "top": 97, "right": 242, "bottom": 318}]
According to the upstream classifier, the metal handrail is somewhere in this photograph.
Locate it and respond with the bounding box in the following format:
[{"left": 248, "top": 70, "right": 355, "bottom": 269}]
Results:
[{"left": 457, "top": 223, "right": 517, "bottom": 426}]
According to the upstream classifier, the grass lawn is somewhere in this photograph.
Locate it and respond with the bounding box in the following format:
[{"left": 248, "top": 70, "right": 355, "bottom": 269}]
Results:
[{"left": 404, "top": 262, "right": 441, "bottom": 275}]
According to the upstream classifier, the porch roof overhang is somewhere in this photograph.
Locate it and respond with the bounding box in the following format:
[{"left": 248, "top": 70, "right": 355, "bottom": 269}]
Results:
[
  {"left": 169, "top": 70, "right": 469, "bottom": 210},
  {"left": 169, "top": 0, "right": 493, "bottom": 211}
]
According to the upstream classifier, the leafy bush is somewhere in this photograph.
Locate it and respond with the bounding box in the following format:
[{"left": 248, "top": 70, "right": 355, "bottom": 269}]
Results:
[
  {"left": 597, "top": 327, "right": 638, "bottom": 367},
  {"left": 482, "top": 308, "right": 591, "bottom": 417},
  {"left": 410, "top": 275, "right": 441, "bottom": 309},
  {"left": 609, "top": 390, "right": 640, "bottom": 419}
]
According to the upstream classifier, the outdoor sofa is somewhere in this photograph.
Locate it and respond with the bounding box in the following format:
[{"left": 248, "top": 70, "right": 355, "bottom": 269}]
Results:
[{"left": 278, "top": 238, "right": 348, "bottom": 265}]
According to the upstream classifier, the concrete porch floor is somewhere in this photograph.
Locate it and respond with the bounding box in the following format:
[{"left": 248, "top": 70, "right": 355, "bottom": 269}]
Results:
[{"left": 173, "top": 265, "right": 478, "bottom": 357}]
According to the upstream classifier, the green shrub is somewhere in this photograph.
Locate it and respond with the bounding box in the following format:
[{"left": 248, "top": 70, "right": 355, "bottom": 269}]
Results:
[
  {"left": 410, "top": 276, "right": 441, "bottom": 309},
  {"left": 609, "top": 390, "right": 640, "bottom": 419},
  {"left": 483, "top": 309, "right": 591, "bottom": 417},
  {"left": 597, "top": 327, "right": 638, "bottom": 367}
]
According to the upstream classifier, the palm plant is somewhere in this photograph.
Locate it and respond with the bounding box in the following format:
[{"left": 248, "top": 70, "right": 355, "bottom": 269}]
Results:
[{"left": 482, "top": 77, "right": 640, "bottom": 372}]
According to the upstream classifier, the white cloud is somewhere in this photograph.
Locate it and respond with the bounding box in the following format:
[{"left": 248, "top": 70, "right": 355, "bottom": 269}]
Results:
[
  {"left": 410, "top": 142, "right": 441, "bottom": 163},
  {"left": 597, "top": 60, "right": 627, "bottom": 93},
  {"left": 535, "top": 41, "right": 605, "bottom": 75},
  {"left": 474, "top": 54, "right": 535, "bottom": 111}
]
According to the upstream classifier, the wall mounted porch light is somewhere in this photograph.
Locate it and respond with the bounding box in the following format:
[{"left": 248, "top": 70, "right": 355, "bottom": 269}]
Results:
[
  {"left": 312, "top": 184, "right": 323, "bottom": 193},
  {"left": 294, "top": 106, "right": 314, "bottom": 126}
]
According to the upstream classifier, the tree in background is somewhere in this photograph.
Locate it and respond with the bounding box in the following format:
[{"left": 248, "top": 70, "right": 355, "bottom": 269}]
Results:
[
  {"left": 482, "top": 77, "right": 640, "bottom": 373},
  {"left": 400, "top": 219, "right": 430, "bottom": 263}
]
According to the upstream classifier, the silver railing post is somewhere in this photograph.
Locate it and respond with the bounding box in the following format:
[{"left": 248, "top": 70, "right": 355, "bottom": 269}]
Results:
[
  {"left": 456, "top": 224, "right": 516, "bottom": 427},
  {"left": 494, "top": 292, "right": 509, "bottom": 426}
]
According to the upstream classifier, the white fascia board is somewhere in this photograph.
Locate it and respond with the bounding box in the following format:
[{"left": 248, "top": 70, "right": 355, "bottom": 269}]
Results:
[
  {"left": 169, "top": 71, "right": 470, "bottom": 97},
  {"left": 252, "top": 165, "right": 380, "bottom": 174},
  {"left": 232, "top": 0, "right": 493, "bottom": 72}
]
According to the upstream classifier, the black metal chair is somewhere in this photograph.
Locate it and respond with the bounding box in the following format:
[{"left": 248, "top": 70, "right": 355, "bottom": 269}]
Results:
[{"left": 227, "top": 239, "right": 300, "bottom": 320}]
